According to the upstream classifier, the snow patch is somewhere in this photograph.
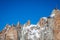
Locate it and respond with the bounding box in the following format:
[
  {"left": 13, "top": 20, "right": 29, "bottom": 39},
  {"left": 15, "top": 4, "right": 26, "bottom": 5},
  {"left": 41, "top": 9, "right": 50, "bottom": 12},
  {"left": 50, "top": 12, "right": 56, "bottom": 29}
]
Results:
[
  {"left": 42, "top": 17, "right": 47, "bottom": 21},
  {"left": 50, "top": 13, "right": 55, "bottom": 17}
]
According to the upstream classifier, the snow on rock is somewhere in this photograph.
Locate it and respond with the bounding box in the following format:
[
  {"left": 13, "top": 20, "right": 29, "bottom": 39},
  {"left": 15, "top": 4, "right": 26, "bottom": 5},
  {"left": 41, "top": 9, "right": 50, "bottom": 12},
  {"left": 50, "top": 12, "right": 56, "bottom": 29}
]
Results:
[
  {"left": 42, "top": 17, "right": 47, "bottom": 21},
  {"left": 22, "top": 24, "right": 44, "bottom": 40},
  {"left": 50, "top": 9, "right": 60, "bottom": 17},
  {"left": 50, "top": 9, "right": 56, "bottom": 17},
  {"left": 22, "top": 23, "right": 53, "bottom": 40},
  {"left": 50, "top": 13, "right": 55, "bottom": 17}
]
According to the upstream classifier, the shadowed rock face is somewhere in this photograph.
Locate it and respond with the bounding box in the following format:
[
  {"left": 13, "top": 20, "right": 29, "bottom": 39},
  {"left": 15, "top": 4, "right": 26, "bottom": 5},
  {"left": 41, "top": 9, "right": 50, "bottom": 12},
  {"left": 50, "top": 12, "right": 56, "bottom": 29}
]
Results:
[{"left": 53, "top": 9, "right": 60, "bottom": 40}]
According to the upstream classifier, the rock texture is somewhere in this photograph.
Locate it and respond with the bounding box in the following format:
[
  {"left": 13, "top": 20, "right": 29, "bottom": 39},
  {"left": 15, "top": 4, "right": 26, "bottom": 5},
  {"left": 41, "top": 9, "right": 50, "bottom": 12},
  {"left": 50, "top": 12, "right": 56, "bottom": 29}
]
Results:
[{"left": 0, "top": 9, "right": 60, "bottom": 40}]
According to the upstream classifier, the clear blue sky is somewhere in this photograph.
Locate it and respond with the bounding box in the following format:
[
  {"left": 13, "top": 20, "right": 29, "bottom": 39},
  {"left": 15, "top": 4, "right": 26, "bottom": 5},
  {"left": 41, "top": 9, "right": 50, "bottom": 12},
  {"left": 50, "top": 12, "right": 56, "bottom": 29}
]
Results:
[{"left": 0, "top": 0, "right": 60, "bottom": 31}]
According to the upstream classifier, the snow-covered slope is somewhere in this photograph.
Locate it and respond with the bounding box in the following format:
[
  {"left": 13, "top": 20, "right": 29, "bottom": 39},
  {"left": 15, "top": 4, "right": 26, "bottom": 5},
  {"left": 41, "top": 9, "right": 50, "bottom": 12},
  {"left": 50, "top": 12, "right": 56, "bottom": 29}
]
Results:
[
  {"left": 22, "top": 24, "right": 41, "bottom": 40},
  {"left": 22, "top": 24, "right": 52, "bottom": 40}
]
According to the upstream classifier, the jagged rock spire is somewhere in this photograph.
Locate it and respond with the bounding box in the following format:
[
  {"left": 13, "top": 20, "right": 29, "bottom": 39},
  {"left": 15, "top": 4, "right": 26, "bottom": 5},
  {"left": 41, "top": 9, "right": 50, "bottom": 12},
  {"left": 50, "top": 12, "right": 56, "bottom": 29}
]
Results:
[
  {"left": 16, "top": 21, "right": 21, "bottom": 29},
  {"left": 5, "top": 24, "right": 11, "bottom": 29},
  {"left": 27, "top": 20, "right": 30, "bottom": 26},
  {"left": 12, "top": 24, "right": 16, "bottom": 27},
  {"left": 24, "top": 20, "right": 30, "bottom": 27},
  {"left": 17, "top": 21, "right": 20, "bottom": 27},
  {"left": 50, "top": 8, "right": 60, "bottom": 17},
  {"left": 37, "top": 17, "right": 47, "bottom": 27},
  {"left": 6, "top": 24, "right": 11, "bottom": 27}
]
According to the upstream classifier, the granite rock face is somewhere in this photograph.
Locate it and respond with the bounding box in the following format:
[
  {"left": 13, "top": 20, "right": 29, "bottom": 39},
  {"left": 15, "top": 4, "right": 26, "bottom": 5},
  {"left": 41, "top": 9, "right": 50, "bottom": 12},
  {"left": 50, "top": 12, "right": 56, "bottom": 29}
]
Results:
[{"left": 0, "top": 9, "right": 60, "bottom": 40}]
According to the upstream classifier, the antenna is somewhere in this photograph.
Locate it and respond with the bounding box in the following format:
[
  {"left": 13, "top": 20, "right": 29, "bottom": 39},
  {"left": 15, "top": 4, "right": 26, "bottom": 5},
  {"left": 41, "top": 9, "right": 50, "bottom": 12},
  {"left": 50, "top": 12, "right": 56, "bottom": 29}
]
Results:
[{"left": 55, "top": 3, "right": 58, "bottom": 10}]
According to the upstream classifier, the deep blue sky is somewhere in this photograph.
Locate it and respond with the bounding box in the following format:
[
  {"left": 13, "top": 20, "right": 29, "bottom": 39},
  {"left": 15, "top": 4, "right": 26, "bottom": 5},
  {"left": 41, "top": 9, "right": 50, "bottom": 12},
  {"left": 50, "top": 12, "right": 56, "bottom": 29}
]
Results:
[{"left": 0, "top": 0, "right": 60, "bottom": 31}]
